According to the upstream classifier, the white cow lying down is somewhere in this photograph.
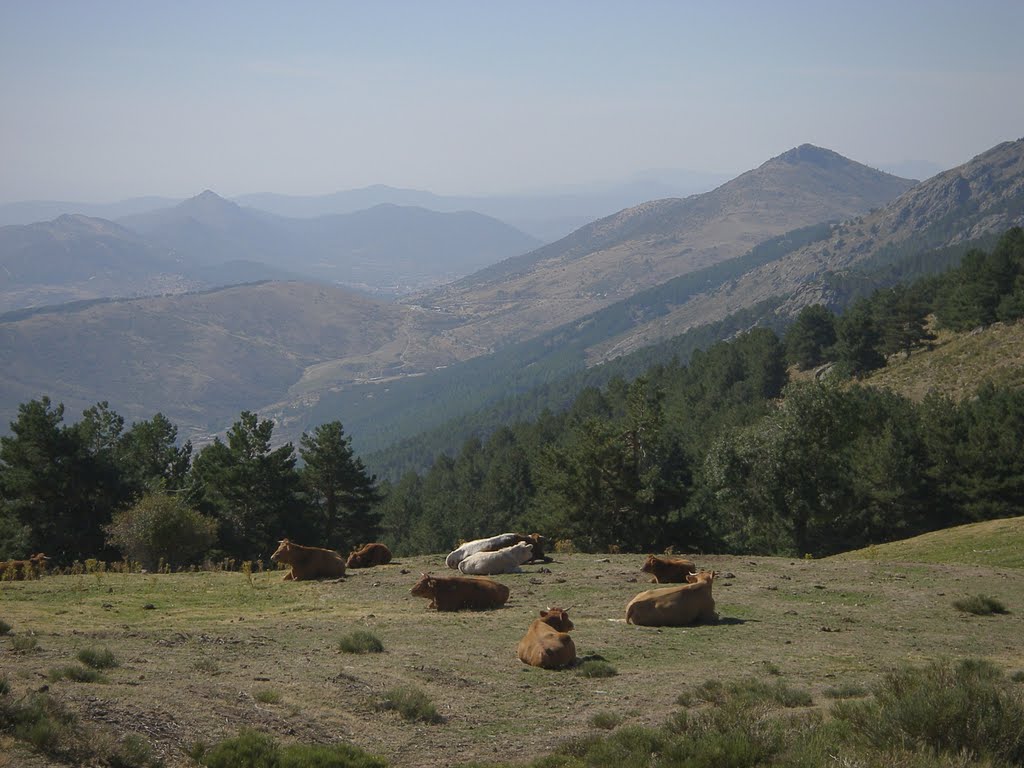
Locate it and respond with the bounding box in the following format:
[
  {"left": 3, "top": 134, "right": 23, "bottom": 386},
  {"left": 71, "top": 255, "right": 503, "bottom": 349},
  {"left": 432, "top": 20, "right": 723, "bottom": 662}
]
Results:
[
  {"left": 445, "top": 533, "right": 520, "bottom": 569},
  {"left": 458, "top": 542, "right": 534, "bottom": 575}
]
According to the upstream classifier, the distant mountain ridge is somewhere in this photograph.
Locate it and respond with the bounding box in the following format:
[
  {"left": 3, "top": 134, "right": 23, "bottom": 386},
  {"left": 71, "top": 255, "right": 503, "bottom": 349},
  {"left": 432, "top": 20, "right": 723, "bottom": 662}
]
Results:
[{"left": 0, "top": 192, "right": 542, "bottom": 312}]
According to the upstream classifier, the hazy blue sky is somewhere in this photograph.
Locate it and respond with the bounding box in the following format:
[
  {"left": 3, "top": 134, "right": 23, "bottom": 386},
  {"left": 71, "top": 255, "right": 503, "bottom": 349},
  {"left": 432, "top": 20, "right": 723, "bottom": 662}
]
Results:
[{"left": 1, "top": 0, "right": 1022, "bottom": 202}]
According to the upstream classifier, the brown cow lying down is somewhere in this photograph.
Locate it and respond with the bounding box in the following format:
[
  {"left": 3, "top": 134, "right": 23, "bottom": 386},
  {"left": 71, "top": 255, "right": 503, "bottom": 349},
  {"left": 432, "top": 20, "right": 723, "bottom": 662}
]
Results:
[
  {"left": 641, "top": 554, "right": 697, "bottom": 583},
  {"left": 271, "top": 539, "right": 346, "bottom": 580},
  {"left": 625, "top": 570, "right": 717, "bottom": 626},
  {"left": 410, "top": 573, "right": 510, "bottom": 611},
  {"left": 0, "top": 553, "right": 49, "bottom": 581},
  {"left": 346, "top": 543, "right": 392, "bottom": 569},
  {"left": 458, "top": 541, "right": 534, "bottom": 575},
  {"left": 517, "top": 607, "right": 576, "bottom": 669}
]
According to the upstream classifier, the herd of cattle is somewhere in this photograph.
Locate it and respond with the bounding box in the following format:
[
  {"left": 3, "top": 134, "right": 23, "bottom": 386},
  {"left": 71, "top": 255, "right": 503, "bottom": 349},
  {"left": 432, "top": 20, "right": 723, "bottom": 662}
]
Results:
[
  {"left": 2, "top": 537, "right": 716, "bottom": 671},
  {"left": 270, "top": 533, "right": 718, "bottom": 670}
]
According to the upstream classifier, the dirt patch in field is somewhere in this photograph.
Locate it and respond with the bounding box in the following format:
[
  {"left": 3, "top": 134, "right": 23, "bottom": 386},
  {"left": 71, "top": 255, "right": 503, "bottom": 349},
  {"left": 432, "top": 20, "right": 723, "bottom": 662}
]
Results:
[{"left": 2, "top": 553, "right": 1022, "bottom": 767}]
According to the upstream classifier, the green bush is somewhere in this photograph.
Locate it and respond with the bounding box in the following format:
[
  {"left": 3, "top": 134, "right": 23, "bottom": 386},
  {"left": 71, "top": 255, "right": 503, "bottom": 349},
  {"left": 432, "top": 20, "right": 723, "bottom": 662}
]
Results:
[
  {"left": 822, "top": 682, "right": 869, "bottom": 699},
  {"left": 953, "top": 594, "right": 1009, "bottom": 615},
  {"left": 255, "top": 689, "right": 282, "bottom": 704},
  {"left": 193, "top": 729, "right": 385, "bottom": 768},
  {"left": 0, "top": 619, "right": 12, "bottom": 635},
  {"left": 832, "top": 658, "right": 1024, "bottom": 765},
  {"left": 378, "top": 686, "right": 442, "bottom": 724},
  {"left": 78, "top": 646, "right": 118, "bottom": 669},
  {"left": 1, "top": 692, "right": 79, "bottom": 761},
  {"left": 108, "top": 733, "right": 162, "bottom": 768},
  {"left": 338, "top": 630, "right": 384, "bottom": 654},
  {"left": 575, "top": 660, "right": 618, "bottom": 678},
  {"left": 105, "top": 492, "right": 217, "bottom": 571},
  {"left": 589, "top": 711, "right": 623, "bottom": 730},
  {"left": 10, "top": 634, "right": 38, "bottom": 653}
]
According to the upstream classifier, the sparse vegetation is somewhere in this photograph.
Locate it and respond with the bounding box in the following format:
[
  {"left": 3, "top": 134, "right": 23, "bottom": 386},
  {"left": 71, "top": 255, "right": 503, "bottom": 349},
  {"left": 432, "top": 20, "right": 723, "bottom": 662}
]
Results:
[
  {"left": 377, "top": 686, "right": 442, "bottom": 724},
  {"left": 822, "top": 682, "right": 869, "bottom": 699},
  {"left": 48, "top": 665, "right": 107, "bottom": 683},
  {"left": 338, "top": 630, "right": 384, "bottom": 654},
  {"left": 0, "top": 619, "right": 12, "bottom": 635},
  {"left": 254, "top": 689, "right": 282, "bottom": 705},
  {"left": 193, "top": 658, "right": 220, "bottom": 675},
  {"left": 192, "top": 728, "right": 386, "bottom": 768},
  {"left": 77, "top": 646, "right": 118, "bottom": 669},
  {"left": 589, "top": 712, "right": 623, "bottom": 730},
  {"left": 10, "top": 634, "right": 38, "bottom": 653},
  {"left": 953, "top": 594, "right": 1009, "bottom": 615},
  {"left": 575, "top": 660, "right": 618, "bottom": 678}
]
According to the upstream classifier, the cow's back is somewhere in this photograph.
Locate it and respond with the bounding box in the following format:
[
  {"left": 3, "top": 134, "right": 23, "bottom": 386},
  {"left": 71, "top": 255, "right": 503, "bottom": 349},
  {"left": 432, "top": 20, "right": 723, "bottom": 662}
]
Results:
[{"left": 625, "top": 581, "right": 715, "bottom": 626}]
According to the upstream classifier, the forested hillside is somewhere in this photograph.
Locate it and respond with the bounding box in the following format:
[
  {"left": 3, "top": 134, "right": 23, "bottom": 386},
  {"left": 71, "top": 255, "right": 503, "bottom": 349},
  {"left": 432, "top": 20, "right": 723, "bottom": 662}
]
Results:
[
  {"left": 375, "top": 228, "right": 1024, "bottom": 557},
  {"left": 2, "top": 230, "right": 1022, "bottom": 567}
]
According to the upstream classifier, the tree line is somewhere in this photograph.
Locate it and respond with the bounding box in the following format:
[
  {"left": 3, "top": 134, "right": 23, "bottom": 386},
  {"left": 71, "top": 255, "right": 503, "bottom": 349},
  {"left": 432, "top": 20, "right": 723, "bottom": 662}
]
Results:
[
  {"left": 2, "top": 228, "right": 1023, "bottom": 564},
  {"left": 0, "top": 407, "right": 380, "bottom": 567}
]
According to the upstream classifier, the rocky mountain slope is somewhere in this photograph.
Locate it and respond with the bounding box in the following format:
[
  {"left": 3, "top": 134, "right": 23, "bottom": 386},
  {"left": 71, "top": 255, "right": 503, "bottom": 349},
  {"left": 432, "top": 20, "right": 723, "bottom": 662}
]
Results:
[
  {"left": 406, "top": 145, "right": 915, "bottom": 355},
  {"left": 589, "top": 138, "right": 1024, "bottom": 363}
]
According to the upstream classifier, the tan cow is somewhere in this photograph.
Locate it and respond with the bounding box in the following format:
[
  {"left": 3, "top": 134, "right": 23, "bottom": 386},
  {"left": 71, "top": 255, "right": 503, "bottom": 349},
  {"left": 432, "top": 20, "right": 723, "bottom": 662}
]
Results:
[
  {"left": 640, "top": 554, "right": 697, "bottom": 583},
  {"left": 457, "top": 541, "right": 534, "bottom": 575},
  {"left": 0, "top": 553, "right": 49, "bottom": 581},
  {"left": 346, "top": 543, "right": 392, "bottom": 569},
  {"left": 410, "top": 573, "right": 510, "bottom": 611},
  {"left": 270, "top": 539, "right": 346, "bottom": 580},
  {"left": 517, "top": 607, "right": 576, "bottom": 669},
  {"left": 625, "top": 570, "right": 717, "bottom": 626}
]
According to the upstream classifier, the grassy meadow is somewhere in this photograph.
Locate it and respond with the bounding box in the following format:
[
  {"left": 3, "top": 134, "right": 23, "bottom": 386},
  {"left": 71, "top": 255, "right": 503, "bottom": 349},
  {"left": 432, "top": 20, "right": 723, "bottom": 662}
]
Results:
[{"left": 2, "top": 528, "right": 1024, "bottom": 767}]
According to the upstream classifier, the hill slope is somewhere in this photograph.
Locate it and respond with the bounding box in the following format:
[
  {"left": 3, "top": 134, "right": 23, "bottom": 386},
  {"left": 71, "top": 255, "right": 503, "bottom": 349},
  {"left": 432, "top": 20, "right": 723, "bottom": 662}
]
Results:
[
  {"left": 593, "top": 138, "right": 1024, "bottom": 362},
  {"left": 407, "top": 145, "right": 914, "bottom": 354},
  {"left": 832, "top": 516, "right": 1024, "bottom": 569},
  {"left": 0, "top": 282, "right": 407, "bottom": 438}
]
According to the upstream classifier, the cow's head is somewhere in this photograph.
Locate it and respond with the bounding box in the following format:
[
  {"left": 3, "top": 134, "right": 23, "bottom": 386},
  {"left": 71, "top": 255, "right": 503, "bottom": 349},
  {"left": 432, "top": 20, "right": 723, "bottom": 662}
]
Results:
[
  {"left": 30, "top": 553, "right": 50, "bottom": 565},
  {"left": 687, "top": 570, "right": 715, "bottom": 584},
  {"left": 270, "top": 539, "right": 292, "bottom": 563},
  {"left": 539, "top": 607, "right": 574, "bottom": 632},
  {"left": 640, "top": 555, "right": 658, "bottom": 573},
  {"left": 410, "top": 573, "right": 435, "bottom": 596}
]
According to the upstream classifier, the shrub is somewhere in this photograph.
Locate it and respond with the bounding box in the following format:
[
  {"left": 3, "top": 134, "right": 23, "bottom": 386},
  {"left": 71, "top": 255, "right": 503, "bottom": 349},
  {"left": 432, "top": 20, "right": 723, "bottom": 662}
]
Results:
[
  {"left": 953, "top": 594, "right": 1009, "bottom": 615},
  {"left": 0, "top": 677, "right": 9, "bottom": 696},
  {"left": 78, "top": 646, "right": 118, "bottom": 669},
  {"left": 576, "top": 660, "right": 618, "bottom": 678},
  {"left": 0, "top": 619, "right": 11, "bottom": 635},
  {"left": 193, "top": 658, "right": 220, "bottom": 675},
  {"left": 1011, "top": 670, "right": 1024, "bottom": 683},
  {"left": 48, "top": 665, "right": 107, "bottom": 683},
  {"left": 832, "top": 658, "right": 1024, "bottom": 765},
  {"left": 589, "top": 712, "right": 623, "bottom": 730},
  {"left": 107, "top": 733, "right": 162, "bottom": 768},
  {"left": 378, "top": 686, "right": 442, "bottom": 724},
  {"left": 10, "top": 634, "right": 38, "bottom": 653},
  {"left": 338, "top": 630, "right": 384, "bottom": 654},
  {"left": 105, "top": 492, "right": 217, "bottom": 571},
  {"left": 691, "top": 677, "right": 811, "bottom": 708},
  {"left": 193, "top": 729, "right": 385, "bottom": 768},
  {"left": 255, "top": 689, "right": 282, "bottom": 704},
  {"left": 822, "top": 682, "right": 869, "bottom": 699},
  {"left": 1, "top": 692, "right": 79, "bottom": 761}
]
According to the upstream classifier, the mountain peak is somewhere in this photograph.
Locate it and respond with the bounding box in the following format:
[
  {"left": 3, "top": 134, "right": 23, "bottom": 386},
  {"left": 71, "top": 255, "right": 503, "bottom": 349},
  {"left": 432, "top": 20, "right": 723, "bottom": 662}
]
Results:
[
  {"left": 176, "top": 189, "right": 241, "bottom": 217},
  {"left": 773, "top": 144, "right": 850, "bottom": 168}
]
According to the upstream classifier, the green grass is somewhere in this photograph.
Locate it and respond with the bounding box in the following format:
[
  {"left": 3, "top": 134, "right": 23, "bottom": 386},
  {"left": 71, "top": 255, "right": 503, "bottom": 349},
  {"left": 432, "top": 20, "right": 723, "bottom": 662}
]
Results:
[
  {"left": 822, "top": 682, "right": 869, "bottom": 699},
  {"left": 691, "top": 677, "right": 813, "bottom": 708},
  {"left": 953, "top": 594, "right": 1009, "bottom": 615},
  {"left": 338, "top": 630, "right": 384, "bottom": 654},
  {"left": 77, "top": 646, "right": 118, "bottom": 669},
  {"left": 377, "top": 686, "right": 442, "bottom": 724},
  {"left": 833, "top": 515, "right": 1024, "bottom": 569}
]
